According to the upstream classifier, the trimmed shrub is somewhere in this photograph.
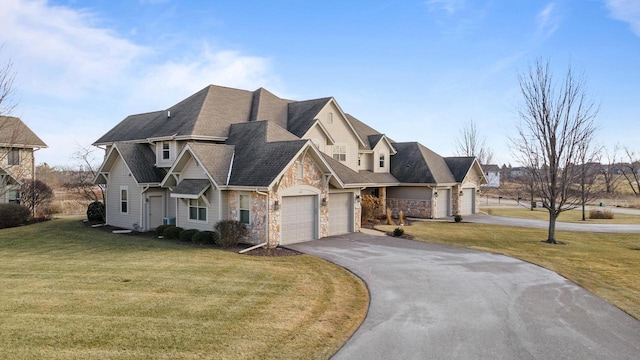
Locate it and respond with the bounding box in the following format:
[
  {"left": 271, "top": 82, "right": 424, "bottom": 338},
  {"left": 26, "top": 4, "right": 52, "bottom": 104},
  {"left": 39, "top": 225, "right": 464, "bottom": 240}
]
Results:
[
  {"left": 163, "top": 226, "right": 184, "bottom": 240},
  {"left": 86, "top": 201, "right": 105, "bottom": 222},
  {"left": 155, "top": 224, "right": 171, "bottom": 236},
  {"left": 454, "top": 214, "right": 463, "bottom": 223},
  {"left": 0, "top": 203, "right": 31, "bottom": 229},
  {"left": 192, "top": 230, "right": 218, "bottom": 245},
  {"left": 589, "top": 209, "right": 614, "bottom": 220},
  {"left": 393, "top": 227, "right": 405, "bottom": 237},
  {"left": 215, "top": 220, "right": 248, "bottom": 248},
  {"left": 179, "top": 229, "right": 199, "bottom": 242}
]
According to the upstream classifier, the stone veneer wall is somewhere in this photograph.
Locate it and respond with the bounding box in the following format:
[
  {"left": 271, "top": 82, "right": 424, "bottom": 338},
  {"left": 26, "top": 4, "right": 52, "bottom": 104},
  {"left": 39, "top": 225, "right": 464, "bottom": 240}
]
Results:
[
  {"left": 227, "top": 190, "right": 268, "bottom": 245},
  {"left": 267, "top": 153, "right": 328, "bottom": 248},
  {"left": 386, "top": 198, "right": 433, "bottom": 219}
]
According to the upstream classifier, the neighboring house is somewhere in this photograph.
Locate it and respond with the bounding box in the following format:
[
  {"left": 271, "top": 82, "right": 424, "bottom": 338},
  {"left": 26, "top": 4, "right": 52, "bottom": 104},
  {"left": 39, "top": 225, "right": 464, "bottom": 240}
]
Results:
[
  {"left": 0, "top": 116, "right": 48, "bottom": 204},
  {"left": 481, "top": 164, "right": 501, "bottom": 188},
  {"left": 94, "top": 85, "right": 486, "bottom": 246}
]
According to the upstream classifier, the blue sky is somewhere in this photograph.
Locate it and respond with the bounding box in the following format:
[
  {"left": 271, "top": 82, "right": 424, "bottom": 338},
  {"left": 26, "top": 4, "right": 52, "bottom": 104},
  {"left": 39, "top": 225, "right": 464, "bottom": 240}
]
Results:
[{"left": 1, "top": 0, "right": 639, "bottom": 167}]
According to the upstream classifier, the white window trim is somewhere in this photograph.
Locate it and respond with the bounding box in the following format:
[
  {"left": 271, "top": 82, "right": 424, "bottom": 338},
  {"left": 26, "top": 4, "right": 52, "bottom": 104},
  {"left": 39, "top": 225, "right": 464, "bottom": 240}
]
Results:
[
  {"left": 379, "top": 153, "right": 386, "bottom": 168},
  {"left": 188, "top": 197, "right": 208, "bottom": 222},
  {"left": 333, "top": 144, "right": 347, "bottom": 162},
  {"left": 327, "top": 112, "right": 333, "bottom": 124},
  {"left": 8, "top": 148, "right": 20, "bottom": 166},
  {"left": 120, "top": 186, "right": 129, "bottom": 214},
  {"left": 239, "top": 193, "right": 251, "bottom": 225},
  {"left": 162, "top": 141, "right": 171, "bottom": 160},
  {"left": 298, "top": 163, "right": 304, "bottom": 180}
]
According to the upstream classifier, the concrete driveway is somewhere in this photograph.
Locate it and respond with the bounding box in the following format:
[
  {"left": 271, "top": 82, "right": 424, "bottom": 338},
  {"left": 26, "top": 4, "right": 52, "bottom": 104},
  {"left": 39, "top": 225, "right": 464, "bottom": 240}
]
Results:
[{"left": 286, "top": 233, "right": 640, "bottom": 360}]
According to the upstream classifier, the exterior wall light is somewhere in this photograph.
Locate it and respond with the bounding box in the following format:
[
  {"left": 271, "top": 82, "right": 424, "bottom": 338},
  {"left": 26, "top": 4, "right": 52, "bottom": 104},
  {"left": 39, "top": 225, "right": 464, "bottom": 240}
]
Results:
[
  {"left": 273, "top": 200, "right": 280, "bottom": 210},
  {"left": 321, "top": 197, "right": 327, "bottom": 206}
]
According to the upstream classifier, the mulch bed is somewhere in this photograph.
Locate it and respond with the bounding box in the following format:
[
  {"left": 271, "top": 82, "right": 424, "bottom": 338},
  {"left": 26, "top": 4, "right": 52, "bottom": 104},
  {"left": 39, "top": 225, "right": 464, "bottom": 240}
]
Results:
[{"left": 83, "top": 220, "right": 301, "bottom": 257}]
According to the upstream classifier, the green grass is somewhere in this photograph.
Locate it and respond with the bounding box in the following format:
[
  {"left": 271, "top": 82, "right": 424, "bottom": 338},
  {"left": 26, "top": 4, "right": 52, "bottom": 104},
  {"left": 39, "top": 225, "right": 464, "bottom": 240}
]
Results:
[
  {"left": 0, "top": 218, "right": 368, "bottom": 359},
  {"left": 483, "top": 207, "right": 640, "bottom": 224},
  {"left": 378, "top": 222, "right": 640, "bottom": 320}
]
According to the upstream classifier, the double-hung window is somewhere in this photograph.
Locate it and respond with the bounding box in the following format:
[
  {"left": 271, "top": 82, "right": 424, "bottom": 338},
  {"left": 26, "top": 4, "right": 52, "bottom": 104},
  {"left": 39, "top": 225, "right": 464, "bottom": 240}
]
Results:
[
  {"left": 8, "top": 148, "right": 19, "bottom": 165},
  {"left": 239, "top": 194, "right": 250, "bottom": 225},
  {"left": 333, "top": 145, "right": 346, "bottom": 162},
  {"left": 189, "top": 198, "right": 207, "bottom": 221},
  {"left": 120, "top": 187, "right": 128, "bottom": 213},
  {"left": 162, "top": 142, "right": 171, "bottom": 160},
  {"left": 379, "top": 153, "right": 386, "bottom": 168}
]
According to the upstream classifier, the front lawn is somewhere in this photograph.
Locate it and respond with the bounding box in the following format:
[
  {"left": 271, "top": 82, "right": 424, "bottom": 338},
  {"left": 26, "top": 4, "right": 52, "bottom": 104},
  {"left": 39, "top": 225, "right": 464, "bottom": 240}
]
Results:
[
  {"left": 378, "top": 221, "right": 640, "bottom": 319},
  {"left": 0, "top": 218, "right": 368, "bottom": 359}
]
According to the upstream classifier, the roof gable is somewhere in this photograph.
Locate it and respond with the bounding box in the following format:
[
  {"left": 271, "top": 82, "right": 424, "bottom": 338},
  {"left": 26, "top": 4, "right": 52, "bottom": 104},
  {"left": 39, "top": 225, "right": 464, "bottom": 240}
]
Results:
[
  {"left": 445, "top": 157, "right": 487, "bottom": 184},
  {"left": 390, "top": 142, "right": 455, "bottom": 184},
  {"left": 0, "top": 116, "right": 47, "bottom": 148},
  {"left": 95, "top": 142, "right": 166, "bottom": 184},
  {"left": 250, "top": 88, "right": 291, "bottom": 129},
  {"left": 287, "top": 97, "right": 332, "bottom": 138}
]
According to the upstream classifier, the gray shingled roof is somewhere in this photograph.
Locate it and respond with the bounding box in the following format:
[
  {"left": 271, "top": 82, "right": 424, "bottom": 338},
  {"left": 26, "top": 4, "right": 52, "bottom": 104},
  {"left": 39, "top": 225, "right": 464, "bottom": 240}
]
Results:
[
  {"left": 445, "top": 157, "right": 476, "bottom": 182},
  {"left": 250, "top": 88, "right": 291, "bottom": 129},
  {"left": 115, "top": 142, "right": 166, "bottom": 183},
  {"left": 226, "top": 121, "right": 307, "bottom": 187},
  {"left": 346, "top": 114, "right": 382, "bottom": 150},
  {"left": 287, "top": 98, "right": 332, "bottom": 138},
  {"left": 94, "top": 85, "right": 255, "bottom": 144},
  {"left": 390, "top": 142, "right": 455, "bottom": 184},
  {"left": 320, "top": 154, "right": 371, "bottom": 186},
  {"left": 0, "top": 116, "right": 47, "bottom": 148},
  {"left": 171, "top": 179, "right": 211, "bottom": 197},
  {"left": 358, "top": 170, "right": 399, "bottom": 185},
  {"left": 186, "top": 143, "right": 235, "bottom": 186}
]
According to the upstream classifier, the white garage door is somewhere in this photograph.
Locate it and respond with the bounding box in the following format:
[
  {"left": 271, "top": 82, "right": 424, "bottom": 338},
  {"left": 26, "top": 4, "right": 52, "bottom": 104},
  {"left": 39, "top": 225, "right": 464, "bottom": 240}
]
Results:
[
  {"left": 460, "top": 188, "right": 476, "bottom": 215},
  {"left": 329, "top": 193, "right": 352, "bottom": 235},
  {"left": 281, "top": 195, "right": 316, "bottom": 245},
  {"left": 436, "top": 189, "right": 450, "bottom": 218}
]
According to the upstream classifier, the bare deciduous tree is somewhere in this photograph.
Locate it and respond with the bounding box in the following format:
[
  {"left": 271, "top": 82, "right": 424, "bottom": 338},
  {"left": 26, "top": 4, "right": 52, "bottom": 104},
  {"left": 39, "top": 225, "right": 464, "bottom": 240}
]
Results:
[
  {"left": 511, "top": 59, "right": 598, "bottom": 244},
  {"left": 0, "top": 45, "right": 16, "bottom": 116},
  {"left": 63, "top": 145, "right": 105, "bottom": 203},
  {"left": 600, "top": 145, "right": 622, "bottom": 195},
  {"left": 621, "top": 147, "right": 640, "bottom": 196},
  {"left": 455, "top": 119, "right": 494, "bottom": 165}
]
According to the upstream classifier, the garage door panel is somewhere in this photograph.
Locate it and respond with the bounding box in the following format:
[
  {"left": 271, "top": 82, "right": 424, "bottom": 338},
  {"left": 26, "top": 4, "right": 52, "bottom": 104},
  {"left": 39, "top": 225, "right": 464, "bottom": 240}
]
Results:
[
  {"left": 436, "top": 189, "right": 450, "bottom": 218},
  {"left": 281, "top": 195, "right": 316, "bottom": 245},
  {"left": 329, "top": 193, "right": 352, "bottom": 235},
  {"left": 460, "top": 188, "right": 475, "bottom": 215}
]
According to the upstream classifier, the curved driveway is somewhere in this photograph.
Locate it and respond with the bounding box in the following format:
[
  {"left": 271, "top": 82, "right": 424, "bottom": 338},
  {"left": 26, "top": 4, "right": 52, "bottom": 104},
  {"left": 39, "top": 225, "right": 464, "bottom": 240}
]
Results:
[
  {"left": 287, "top": 233, "right": 640, "bottom": 360},
  {"left": 465, "top": 213, "right": 640, "bottom": 233}
]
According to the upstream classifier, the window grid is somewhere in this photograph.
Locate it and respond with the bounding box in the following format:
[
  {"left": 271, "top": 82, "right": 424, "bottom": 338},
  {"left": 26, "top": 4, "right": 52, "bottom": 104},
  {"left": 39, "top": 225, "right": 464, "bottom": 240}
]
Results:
[
  {"left": 239, "top": 194, "right": 250, "bottom": 225},
  {"left": 189, "top": 198, "right": 207, "bottom": 221}
]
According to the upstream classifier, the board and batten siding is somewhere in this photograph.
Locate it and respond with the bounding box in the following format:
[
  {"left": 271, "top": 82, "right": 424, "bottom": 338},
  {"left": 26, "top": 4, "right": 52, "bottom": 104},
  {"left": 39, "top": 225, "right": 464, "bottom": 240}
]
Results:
[
  {"left": 106, "top": 156, "right": 142, "bottom": 230},
  {"left": 316, "top": 102, "right": 360, "bottom": 171}
]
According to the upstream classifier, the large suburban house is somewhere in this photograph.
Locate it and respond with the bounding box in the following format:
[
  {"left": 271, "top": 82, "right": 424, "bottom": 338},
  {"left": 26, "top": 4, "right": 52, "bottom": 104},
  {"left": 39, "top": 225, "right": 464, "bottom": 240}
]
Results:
[
  {"left": 0, "top": 116, "right": 48, "bottom": 204},
  {"left": 94, "top": 85, "right": 485, "bottom": 247}
]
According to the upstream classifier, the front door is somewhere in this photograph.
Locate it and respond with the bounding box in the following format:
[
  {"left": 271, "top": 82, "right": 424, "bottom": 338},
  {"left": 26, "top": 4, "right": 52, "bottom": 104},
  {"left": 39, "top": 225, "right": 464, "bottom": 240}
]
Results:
[{"left": 148, "top": 196, "right": 163, "bottom": 230}]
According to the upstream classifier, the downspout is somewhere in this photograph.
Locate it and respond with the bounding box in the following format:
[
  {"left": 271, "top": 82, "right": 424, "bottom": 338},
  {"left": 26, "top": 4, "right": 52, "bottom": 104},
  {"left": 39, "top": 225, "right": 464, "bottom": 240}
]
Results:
[{"left": 240, "top": 189, "right": 270, "bottom": 253}]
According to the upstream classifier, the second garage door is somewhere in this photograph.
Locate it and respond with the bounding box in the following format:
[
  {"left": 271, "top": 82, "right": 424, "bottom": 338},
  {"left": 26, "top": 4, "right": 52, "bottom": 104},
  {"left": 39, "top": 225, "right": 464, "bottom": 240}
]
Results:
[
  {"left": 281, "top": 195, "right": 316, "bottom": 245},
  {"left": 329, "top": 193, "right": 352, "bottom": 236},
  {"left": 436, "top": 189, "right": 450, "bottom": 218},
  {"left": 460, "top": 188, "right": 476, "bottom": 215}
]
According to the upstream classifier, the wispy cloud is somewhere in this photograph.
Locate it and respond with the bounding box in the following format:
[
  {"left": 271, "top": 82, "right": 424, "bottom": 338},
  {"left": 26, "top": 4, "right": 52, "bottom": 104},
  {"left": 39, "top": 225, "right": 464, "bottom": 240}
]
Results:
[
  {"left": 0, "top": 0, "right": 278, "bottom": 165},
  {"left": 0, "top": 0, "right": 276, "bottom": 102},
  {"left": 604, "top": 0, "right": 640, "bottom": 36},
  {"left": 536, "top": 2, "right": 560, "bottom": 37},
  {"left": 426, "top": 0, "right": 466, "bottom": 15}
]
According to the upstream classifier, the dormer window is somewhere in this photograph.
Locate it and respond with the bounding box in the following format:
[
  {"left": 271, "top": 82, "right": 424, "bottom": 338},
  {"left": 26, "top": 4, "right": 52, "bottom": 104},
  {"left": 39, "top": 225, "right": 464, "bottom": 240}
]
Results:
[
  {"left": 379, "top": 153, "right": 385, "bottom": 168},
  {"left": 162, "top": 142, "right": 171, "bottom": 160}
]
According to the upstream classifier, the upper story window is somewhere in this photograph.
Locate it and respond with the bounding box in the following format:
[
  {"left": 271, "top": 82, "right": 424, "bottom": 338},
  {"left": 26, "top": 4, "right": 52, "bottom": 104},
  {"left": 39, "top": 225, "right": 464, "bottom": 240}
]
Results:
[
  {"left": 8, "top": 148, "right": 20, "bottom": 165},
  {"left": 298, "top": 163, "right": 304, "bottom": 179},
  {"left": 333, "top": 145, "right": 346, "bottom": 162},
  {"left": 358, "top": 154, "right": 361, "bottom": 167},
  {"left": 379, "top": 153, "right": 386, "bottom": 168},
  {"left": 162, "top": 142, "right": 171, "bottom": 160},
  {"left": 327, "top": 112, "right": 333, "bottom": 124},
  {"left": 239, "top": 193, "right": 251, "bottom": 225},
  {"left": 189, "top": 198, "right": 207, "bottom": 222}
]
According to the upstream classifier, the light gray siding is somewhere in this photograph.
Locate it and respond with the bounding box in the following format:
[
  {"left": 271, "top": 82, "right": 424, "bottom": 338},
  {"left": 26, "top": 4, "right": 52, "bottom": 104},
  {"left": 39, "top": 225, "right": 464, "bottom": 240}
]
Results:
[
  {"left": 316, "top": 102, "right": 360, "bottom": 171},
  {"left": 106, "top": 156, "right": 142, "bottom": 229},
  {"left": 175, "top": 188, "right": 220, "bottom": 231}
]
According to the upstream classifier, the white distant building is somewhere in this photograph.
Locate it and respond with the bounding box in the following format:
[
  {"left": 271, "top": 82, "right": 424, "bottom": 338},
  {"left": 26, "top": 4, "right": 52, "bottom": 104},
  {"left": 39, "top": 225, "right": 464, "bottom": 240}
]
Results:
[{"left": 481, "top": 164, "right": 500, "bottom": 188}]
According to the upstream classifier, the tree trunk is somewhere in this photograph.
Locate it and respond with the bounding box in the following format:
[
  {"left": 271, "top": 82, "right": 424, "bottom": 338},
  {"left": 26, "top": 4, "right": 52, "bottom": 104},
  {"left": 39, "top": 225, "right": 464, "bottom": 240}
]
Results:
[{"left": 546, "top": 212, "right": 558, "bottom": 244}]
